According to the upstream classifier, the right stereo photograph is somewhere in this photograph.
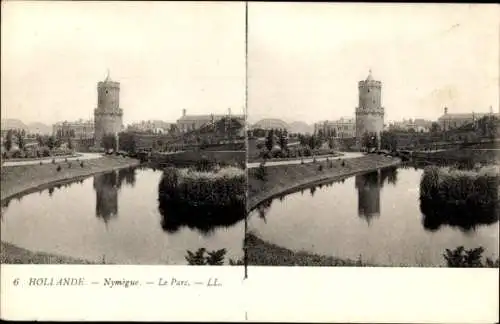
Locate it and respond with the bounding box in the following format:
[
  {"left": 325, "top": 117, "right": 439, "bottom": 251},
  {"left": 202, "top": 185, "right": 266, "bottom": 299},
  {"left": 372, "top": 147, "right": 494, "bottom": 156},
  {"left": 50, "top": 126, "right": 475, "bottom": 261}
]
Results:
[{"left": 245, "top": 2, "right": 499, "bottom": 268}]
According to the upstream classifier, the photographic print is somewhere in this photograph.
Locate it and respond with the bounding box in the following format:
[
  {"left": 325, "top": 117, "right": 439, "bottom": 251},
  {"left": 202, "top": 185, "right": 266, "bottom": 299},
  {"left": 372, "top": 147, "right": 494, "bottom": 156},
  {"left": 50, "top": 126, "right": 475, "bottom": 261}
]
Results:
[
  {"left": 1, "top": 1, "right": 247, "bottom": 266},
  {"left": 246, "top": 3, "right": 500, "bottom": 268},
  {"left": 1, "top": 1, "right": 499, "bottom": 323}
]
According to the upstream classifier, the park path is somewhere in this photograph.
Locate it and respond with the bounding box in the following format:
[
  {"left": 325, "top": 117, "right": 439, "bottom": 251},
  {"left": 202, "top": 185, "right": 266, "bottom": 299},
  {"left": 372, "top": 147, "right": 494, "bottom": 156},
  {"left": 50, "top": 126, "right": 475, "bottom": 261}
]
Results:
[
  {"left": 2, "top": 152, "right": 102, "bottom": 167},
  {"left": 247, "top": 152, "right": 364, "bottom": 168}
]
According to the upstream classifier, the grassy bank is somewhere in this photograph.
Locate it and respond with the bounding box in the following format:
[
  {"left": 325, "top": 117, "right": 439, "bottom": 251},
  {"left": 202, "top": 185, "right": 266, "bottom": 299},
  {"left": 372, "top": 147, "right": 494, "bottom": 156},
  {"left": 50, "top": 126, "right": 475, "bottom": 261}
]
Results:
[
  {"left": 1, "top": 155, "right": 140, "bottom": 202},
  {"left": 0, "top": 242, "right": 96, "bottom": 264},
  {"left": 245, "top": 232, "right": 368, "bottom": 266},
  {"left": 1, "top": 152, "right": 82, "bottom": 164},
  {"left": 247, "top": 155, "right": 401, "bottom": 211},
  {"left": 249, "top": 152, "right": 343, "bottom": 164},
  {"left": 246, "top": 233, "right": 499, "bottom": 267},
  {"left": 1, "top": 155, "right": 139, "bottom": 264},
  {"left": 413, "top": 148, "right": 500, "bottom": 166}
]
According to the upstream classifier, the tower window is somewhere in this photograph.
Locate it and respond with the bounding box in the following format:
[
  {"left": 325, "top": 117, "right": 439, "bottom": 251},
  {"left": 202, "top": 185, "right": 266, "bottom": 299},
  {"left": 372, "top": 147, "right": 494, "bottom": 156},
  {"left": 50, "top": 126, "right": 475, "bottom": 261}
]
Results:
[{"left": 105, "top": 90, "right": 108, "bottom": 94}]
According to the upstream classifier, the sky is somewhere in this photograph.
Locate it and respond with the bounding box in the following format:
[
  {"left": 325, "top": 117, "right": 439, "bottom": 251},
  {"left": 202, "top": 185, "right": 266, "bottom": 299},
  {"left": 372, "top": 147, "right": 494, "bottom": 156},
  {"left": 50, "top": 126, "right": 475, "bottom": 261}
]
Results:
[
  {"left": 1, "top": 1, "right": 245, "bottom": 125},
  {"left": 248, "top": 3, "right": 499, "bottom": 125}
]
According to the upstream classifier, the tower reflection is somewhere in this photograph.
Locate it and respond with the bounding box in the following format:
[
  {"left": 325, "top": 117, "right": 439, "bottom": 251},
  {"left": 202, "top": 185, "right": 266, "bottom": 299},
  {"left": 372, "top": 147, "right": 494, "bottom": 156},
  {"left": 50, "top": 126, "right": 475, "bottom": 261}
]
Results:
[
  {"left": 355, "top": 170, "right": 381, "bottom": 223},
  {"left": 93, "top": 171, "right": 119, "bottom": 223}
]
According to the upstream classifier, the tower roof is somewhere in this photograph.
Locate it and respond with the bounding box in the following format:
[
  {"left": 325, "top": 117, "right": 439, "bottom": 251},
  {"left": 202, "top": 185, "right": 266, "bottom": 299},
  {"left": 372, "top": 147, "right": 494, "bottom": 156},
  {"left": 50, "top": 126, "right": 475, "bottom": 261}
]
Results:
[
  {"left": 366, "top": 69, "right": 374, "bottom": 81},
  {"left": 104, "top": 69, "right": 112, "bottom": 82}
]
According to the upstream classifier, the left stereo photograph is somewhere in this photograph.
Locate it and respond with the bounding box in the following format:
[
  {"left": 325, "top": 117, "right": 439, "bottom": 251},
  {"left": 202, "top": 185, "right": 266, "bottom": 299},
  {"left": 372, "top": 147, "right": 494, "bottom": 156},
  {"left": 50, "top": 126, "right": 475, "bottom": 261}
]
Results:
[{"left": 0, "top": 1, "right": 247, "bottom": 266}]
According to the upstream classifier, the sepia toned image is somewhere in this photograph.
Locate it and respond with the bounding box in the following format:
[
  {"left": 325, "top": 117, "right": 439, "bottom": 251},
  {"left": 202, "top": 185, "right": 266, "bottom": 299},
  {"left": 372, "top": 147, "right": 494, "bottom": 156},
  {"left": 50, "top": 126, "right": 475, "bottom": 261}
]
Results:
[
  {"left": 1, "top": 1, "right": 247, "bottom": 265},
  {"left": 246, "top": 3, "right": 500, "bottom": 267},
  {"left": 1, "top": 1, "right": 499, "bottom": 323}
]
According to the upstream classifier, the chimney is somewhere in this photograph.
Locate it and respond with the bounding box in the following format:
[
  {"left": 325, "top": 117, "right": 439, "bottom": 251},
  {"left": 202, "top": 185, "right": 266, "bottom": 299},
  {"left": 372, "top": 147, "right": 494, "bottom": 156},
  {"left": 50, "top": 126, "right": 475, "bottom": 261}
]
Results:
[
  {"left": 444, "top": 107, "right": 448, "bottom": 115},
  {"left": 228, "top": 107, "right": 231, "bottom": 116},
  {"left": 182, "top": 109, "right": 186, "bottom": 117}
]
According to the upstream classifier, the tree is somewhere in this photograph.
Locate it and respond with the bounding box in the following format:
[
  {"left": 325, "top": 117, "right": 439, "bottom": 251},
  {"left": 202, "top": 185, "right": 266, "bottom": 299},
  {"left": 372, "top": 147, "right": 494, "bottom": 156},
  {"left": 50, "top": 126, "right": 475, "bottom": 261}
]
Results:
[
  {"left": 265, "top": 129, "right": 274, "bottom": 151},
  {"left": 36, "top": 134, "right": 45, "bottom": 147},
  {"left": 381, "top": 131, "right": 398, "bottom": 151},
  {"left": 68, "top": 137, "right": 73, "bottom": 150},
  {"left": 278, "top": 131, "right": 288, "bottom": 151},
  {"left": 430, "top": 122, "right": 441, "bottom": 133},
  {"left": 47, "top": 136, "right": 57, "bottom": 150},
  {"left": 16, "top": 132, "right": 25, "bottom": 150},
  {"left": 4, "top": 130, "right": 13, "bottom": 151},
  {"left": 102, "top": 134, "right": 116, "bottom": 151},
  {"left": 362, "top": 132, "right": 378, "bottom": 150}
]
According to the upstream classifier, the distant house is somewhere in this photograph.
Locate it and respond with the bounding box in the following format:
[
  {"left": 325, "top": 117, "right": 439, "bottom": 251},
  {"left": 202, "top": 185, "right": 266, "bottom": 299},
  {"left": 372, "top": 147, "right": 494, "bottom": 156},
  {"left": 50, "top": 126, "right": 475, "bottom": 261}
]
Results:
[
  {"left": 176, "top": 108, "right": 244, "bottom": 134},
  {"left": 437, "top": 107, "right": 499, "bottom": 131},
  {"left": 313, "top": 117, "right": 356, "bottom": 138}
]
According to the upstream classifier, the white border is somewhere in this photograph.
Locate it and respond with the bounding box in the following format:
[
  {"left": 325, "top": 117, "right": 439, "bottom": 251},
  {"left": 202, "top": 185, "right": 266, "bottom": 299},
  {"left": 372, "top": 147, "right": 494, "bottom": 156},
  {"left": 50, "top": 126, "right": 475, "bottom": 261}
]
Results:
[{"left": 1, "top": 265, "right": 498, "bottom": 322}]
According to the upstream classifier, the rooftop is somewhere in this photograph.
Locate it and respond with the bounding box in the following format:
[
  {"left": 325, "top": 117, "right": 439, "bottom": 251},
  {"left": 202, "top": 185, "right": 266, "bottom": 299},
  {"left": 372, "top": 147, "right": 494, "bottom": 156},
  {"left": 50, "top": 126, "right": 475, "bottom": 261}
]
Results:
[{"left": 438, "top": 112, "right": 499, "bottom": 120}]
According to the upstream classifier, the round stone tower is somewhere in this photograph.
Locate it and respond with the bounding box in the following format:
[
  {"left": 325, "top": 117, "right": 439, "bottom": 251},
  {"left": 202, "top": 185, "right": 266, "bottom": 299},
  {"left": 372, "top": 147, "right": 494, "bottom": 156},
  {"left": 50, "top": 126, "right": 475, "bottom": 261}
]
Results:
[
  {"left": 355, "top": 70, "right": 385, "bottom": 150},
  {"left": 94, "top": 71, "right": 123, "bottom": 149}
]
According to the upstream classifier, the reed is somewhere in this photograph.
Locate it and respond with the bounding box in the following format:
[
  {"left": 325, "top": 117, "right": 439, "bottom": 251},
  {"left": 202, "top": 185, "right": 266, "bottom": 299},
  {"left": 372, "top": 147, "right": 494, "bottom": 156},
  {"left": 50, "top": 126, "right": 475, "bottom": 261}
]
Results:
[
  {"left": 419, "top": 165, "right": 499, "bottom": 230},
  {"left": 420, "top": 165, "right": 499, "bottom": 203},
  {"left": 158, "top": 166, "right": 245, "bottom": 207}
]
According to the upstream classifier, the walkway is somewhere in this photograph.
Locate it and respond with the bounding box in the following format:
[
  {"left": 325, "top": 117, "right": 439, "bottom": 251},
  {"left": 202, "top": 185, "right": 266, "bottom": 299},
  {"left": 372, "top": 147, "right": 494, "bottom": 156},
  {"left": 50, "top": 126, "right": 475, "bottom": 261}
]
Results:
[
  {"left": 2, "top": 152, "right": 103, "bottom": 167},
  {"left": 247, "top": 152, "right": 364, "bottom": 168}
]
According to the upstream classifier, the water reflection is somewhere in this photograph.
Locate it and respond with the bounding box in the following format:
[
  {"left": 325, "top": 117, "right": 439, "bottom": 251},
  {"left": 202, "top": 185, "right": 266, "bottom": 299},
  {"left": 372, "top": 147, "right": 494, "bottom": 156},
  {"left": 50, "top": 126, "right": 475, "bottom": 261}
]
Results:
[
  {"left": 355, "top": 167, "right": 398, "bottom": 223},
  {"left": 355, "top": 171, "right": 381, "bottom": 222},
  {"left": 93, "top": 171, "right": 119, "bottom": 223},
  {"left": 117, "top": 167, "right": 137, "bottom": 188},
  {"left": 158, "top": 197, "right": 245, "bottom": 235},
  {"left": 92, "top": 168, "right": 137, "bottom": 224},
  {"left": 256, "top": 200, "right": 273, "bottom": 223},
  {"left": 420, "top": 193, "right": 499, "bottom": 232}
]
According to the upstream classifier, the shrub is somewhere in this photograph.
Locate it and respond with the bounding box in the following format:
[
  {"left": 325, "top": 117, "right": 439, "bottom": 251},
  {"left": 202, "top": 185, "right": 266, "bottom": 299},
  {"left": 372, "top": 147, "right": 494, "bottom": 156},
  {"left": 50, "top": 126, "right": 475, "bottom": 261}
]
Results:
[
  {"left": 318, "top": 164, "right": 323, "bottom": 171},
  {"left": 80, "top": 161, "right": 84, "bottom": 168},
  {"left": 64, "top": 158, "right": 68, "bottom": 162},
  {"left": 313, "top": 157, "right": 317, "bottom": 163},
  {"left": 229, "top": 258, "right": 244, "bottom": 265},
  {"left": 301, "top": 158, "right": 304, "bottom": 164},
  {"left": 341, "top": 160, "right": 345, "bottom": 167},
  {"left": 185, "top": 248, "right": 228, "bottom": 265},
  {"left": 67, "top": 162, "right": 72, "bottom": 168},
  {"left": 52, "top": 158, "right": 56, "bottom": 164},
  {"left": 39, "top": 161, "right": 43, "bottom": 165},
  {"left": 56, "top": 165, "right": 62, "bottom": 172},
  {"left": 443, "top": 246, "right": 499, "bottom": 268},
  {"left": 194, "top": 157, "right": 213, "bottom": 172}
]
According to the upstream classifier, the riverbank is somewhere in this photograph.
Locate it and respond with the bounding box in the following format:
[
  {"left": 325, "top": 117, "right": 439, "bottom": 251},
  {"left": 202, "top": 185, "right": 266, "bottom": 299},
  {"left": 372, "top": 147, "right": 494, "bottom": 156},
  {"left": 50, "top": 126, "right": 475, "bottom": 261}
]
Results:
[
  {"left": 247, "top": 154, "right": 401, "bottom": 212},
  {"left": 1, "top": 155, "right": 140, "bottom": 202},
  {"left": 0, "top": 241, "right": 96, "bottom": 264},
  {"left": 1, "top": 155, "right": 140, "bottom": 264},
  {"left": 245, "top": 232, "right": 370, "bottom": 266},
  {"left": 1, "top": 153, "right": 81, "bottom": 164},
  {"left": 248, "top": 152, "right": 343, "bottom": 164}
]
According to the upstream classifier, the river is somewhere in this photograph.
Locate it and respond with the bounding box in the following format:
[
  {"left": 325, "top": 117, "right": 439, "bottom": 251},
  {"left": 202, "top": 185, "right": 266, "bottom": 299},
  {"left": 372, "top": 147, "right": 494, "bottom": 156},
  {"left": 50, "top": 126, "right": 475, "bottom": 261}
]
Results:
[
  {"left": 0, "top": 166, "right": 245, "bottom": 264},
  {"left": 247, "top": 165, "right": 499, "bottom": 266}
]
